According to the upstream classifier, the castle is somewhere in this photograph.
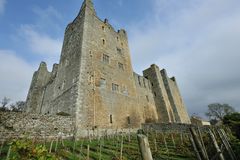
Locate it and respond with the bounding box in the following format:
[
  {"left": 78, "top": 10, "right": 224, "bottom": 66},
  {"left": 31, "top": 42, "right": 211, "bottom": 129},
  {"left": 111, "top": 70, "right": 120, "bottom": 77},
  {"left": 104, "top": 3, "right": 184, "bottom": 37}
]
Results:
[{"left": 25, "top": 0, "right": 190, "bottom": 137}]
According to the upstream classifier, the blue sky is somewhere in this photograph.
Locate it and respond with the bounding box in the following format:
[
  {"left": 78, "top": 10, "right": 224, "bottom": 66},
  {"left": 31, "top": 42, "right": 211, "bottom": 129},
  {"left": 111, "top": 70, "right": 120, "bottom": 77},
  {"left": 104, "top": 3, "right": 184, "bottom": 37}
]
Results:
[{"left": 1, "top": 0, "right": 240, "bottom": 117}]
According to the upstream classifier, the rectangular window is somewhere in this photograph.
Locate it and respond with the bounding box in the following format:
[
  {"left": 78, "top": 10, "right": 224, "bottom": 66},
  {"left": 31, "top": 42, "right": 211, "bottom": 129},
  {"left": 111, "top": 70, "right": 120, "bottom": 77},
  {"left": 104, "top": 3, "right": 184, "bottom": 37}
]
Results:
[
  {"left": 103, "top": 54, "right": 109, "bottom": 64},
  {"left": 100, "top": 78, "right": 106, "bottom": 88},
  {"left": 112, "top": 83, "right": 119, "bottom": 92},
  {"left": 118, "top": 62, "right": 124, "bottom": 70},
  {"left": 154, "top": 92, "right": 157, "bottom": 97},
  {"left": 127, "top": 116, "right": 131, "bottom": 124},
  {"left": 116, "top": 47, "right": 122, "bottom": 54},
  {"left": 110, "top": 115, "right": 113, "bottom": 124}
]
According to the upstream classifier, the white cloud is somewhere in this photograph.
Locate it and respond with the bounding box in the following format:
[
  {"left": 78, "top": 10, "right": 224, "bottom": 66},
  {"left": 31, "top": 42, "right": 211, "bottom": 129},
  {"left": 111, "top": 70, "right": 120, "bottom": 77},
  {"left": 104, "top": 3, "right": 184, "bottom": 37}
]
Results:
[
  {"left": 19, "top": 25, "right": 62, "bottom": 56},
  {"left": 0, "top": 0, "right": 6, "bottom": 14},
  {"left": 15, "top": 6, "right": 63, "bottom": 70},
  {"left": 0, "top": 50, "right": 35, "bottom": 102},
  {"left": 128, "top": 0, "right": 240, "bottom": 116}
]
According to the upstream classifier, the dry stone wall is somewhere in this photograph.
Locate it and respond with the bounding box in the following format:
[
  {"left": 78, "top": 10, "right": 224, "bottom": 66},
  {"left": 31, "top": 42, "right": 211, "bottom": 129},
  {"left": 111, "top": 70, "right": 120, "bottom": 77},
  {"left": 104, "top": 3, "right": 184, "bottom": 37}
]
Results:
[{"left": 0, "top": 112, "right": 74, "bottom": 141}]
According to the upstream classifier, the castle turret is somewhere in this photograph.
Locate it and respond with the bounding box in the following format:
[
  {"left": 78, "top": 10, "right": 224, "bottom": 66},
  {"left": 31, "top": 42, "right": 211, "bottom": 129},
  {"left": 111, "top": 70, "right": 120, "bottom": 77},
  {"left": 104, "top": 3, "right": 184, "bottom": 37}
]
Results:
[
  {"left": 143, "top": 64, "right": 190, "bottom": 124},
  {"left": 25, "top": 62, "right": 51, "bottom": 113}
]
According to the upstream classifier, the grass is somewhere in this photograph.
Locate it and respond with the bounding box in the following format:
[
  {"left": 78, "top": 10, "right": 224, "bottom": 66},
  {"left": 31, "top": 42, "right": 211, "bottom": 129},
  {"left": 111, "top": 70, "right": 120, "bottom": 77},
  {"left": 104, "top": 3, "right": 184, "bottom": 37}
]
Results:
[{"left": 0, "top": 132, "right": 196, "bottom": 160}]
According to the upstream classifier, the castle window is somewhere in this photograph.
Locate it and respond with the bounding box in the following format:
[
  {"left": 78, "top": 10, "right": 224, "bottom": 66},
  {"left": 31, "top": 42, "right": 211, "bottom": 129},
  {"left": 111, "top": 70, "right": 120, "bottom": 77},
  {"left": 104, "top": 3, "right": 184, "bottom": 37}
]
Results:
[
  {"left": 112, "top": 83, "right": 119, "bottom": 92},
  {"left": 117, "top": 37, "right": 119, "bottom": 41},
  {"left": 62, "top": 80, "right": 66, "bottom": 89},
  {"left": 127, "top": 116, "right": 131, "bottom": 124},
  {"left": 151, "top": 82, "right": 154, "bottom": 87},
  {"left": 102, "top": 39, "right": 106, "bottom": 45},
  {"left": 118, "top": 62, "right": 124, "bottom": 70},
  {"left": 89, "top": 51, "right": 93, "bottom": 57},
  {"left": 146, "top": 95, "right": 149, "bottom": 102},
  {"left": 116, "top": 47, "right": 122, "bottom": 54},
  {"left": 110, "top": 115, "right": 113, "bottom": 124},
  {"left": 100, "top": 78, "right": 106, "bottom": 88},
  {"left": 102, "top": 26, "right": 105, "bottom": 31},
  {"left": 154, "top": 92, "right": 157, "bottom": 97},
  {"left": 103, "top": 54, "right": 109, "bottom": 64}
]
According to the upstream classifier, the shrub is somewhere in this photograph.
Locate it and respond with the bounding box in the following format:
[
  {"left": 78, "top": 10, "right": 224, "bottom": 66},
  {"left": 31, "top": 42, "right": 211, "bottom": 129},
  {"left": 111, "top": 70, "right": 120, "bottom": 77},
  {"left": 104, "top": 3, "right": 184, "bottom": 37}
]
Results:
[{"left": 9, "top": 139, "right": 58, "bottom": 160}]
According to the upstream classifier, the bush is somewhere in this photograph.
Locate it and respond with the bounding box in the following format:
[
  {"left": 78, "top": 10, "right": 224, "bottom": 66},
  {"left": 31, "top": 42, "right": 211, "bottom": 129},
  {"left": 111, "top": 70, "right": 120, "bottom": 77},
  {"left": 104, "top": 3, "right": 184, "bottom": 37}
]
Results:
[
  {"left": 9, "top": 139, "right": 58, "bottom": 160},
  {"left": 223, "top": 112, "right": 240, "bottom": 139}
]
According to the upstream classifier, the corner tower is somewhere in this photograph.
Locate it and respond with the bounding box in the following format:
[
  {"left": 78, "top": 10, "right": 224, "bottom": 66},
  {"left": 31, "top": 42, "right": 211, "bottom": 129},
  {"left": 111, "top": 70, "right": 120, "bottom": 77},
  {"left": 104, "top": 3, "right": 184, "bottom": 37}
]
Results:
[{"left": 70, "top": 0, "right": 142, "bottom": 136}]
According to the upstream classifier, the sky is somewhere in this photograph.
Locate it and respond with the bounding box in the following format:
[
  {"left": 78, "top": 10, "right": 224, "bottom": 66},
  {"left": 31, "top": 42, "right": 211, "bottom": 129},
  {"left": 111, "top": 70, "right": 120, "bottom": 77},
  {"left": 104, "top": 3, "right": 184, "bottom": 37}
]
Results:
[{"left": 0, "top": 0, "right": 240, "bottom": 117}]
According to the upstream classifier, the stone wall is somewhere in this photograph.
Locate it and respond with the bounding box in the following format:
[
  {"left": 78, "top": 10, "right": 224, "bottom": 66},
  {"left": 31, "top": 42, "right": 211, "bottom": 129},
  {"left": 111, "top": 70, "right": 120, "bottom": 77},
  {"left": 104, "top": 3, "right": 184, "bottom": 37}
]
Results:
[
  {"left": 142, "top": 123, "right": 211, "bottom": 133},
  {"left": 0, "top": 112, "right": 74, "bottom": 141}
]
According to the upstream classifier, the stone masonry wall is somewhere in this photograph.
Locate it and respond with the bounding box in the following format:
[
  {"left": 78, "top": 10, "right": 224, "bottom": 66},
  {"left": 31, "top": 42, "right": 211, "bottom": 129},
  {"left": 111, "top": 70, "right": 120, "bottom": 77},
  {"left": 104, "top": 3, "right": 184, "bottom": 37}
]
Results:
[{"left": 0, "top": 112, "right": 74, "bottom": 141}]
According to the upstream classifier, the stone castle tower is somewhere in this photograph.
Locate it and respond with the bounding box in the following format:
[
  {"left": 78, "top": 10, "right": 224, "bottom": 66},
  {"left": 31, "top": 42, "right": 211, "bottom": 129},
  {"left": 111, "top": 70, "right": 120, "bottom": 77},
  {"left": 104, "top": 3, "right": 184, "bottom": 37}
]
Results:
[{"left": 25, "top": 0, "right": 190, "bottom": 137}]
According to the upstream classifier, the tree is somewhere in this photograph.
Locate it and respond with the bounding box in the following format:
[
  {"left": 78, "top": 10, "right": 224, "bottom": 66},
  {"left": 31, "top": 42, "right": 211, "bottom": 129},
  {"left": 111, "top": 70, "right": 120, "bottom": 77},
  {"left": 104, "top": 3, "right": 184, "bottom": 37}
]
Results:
[
  {"left": 223, "top": 113, "right": 240, "bottom": 137},
  {"left": 205, "top": 103, "right": 235, "bottom": 121},
  {"left": 11, "top": 101, "right": 26, "bottom": 112},
  {"left": 0, "top": 97, "right": 10, "bottom": 111}
]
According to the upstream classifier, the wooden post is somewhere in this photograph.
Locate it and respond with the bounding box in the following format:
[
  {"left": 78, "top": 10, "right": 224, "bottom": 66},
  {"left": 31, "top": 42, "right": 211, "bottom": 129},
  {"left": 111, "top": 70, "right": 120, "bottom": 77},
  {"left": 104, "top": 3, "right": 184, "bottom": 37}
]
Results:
[
  {"left": 189, "top": 135, "right": 202, "bottom": 160},
  {"left": 99, "top": 140, "right": 102, "bottom": 160},
  {"left": 87, "top": 144, "right": 90, "bottom": 160},
  {"left": 120, "top": 134, "right": 123, "bottom": 160},
  {"left": 218, "top": 129, "right": 236, "bottom": 160},
  {"left": 137, "top": 133, "right": 153, "bottom": 160},
  {"left": 54, "top": 137, "right": 59, "bottom": 152},
  {"left": 171, "top": 133, "right": 176, "bottom": 148},
  {"left": 0, "top": 141, "right": 4, "bottom": 156},
  {"left": 6, "top": 145, "right": 12, "bottom": 160},
  {"left": 80, "top": 140, "right": 84, "bottom": 154},
  {"left": 190, "top": 127, "right": 208, "bottom": 160},
  {"left": 128, "top": 128, "right": 131, "bottom": 142},
  {"left": 49, "top": 140, "right": 53, "bottom": 153},
  {"left": 197, "top": 127, "right": 209, "bottom": 160},
  {"left": 73, "top": 139, "right": 76, "bottom": 154},
  {"left": 162, "top": 133, "right": 169, "bottom": 154},
  {"left": 61, "top": 136, "right": 65, "bottom": 147},
  {"left": 180, "top": 133, "right": 183, "bottom": 145},
  {"left": 154, "top": 138, "right": 157, "bottom": 152},
  {"left": 208, "top": 129, "right": 225, "bottom": 160},
  {"left": 222, "top": 129, "right": 236, "bottom": 158}
]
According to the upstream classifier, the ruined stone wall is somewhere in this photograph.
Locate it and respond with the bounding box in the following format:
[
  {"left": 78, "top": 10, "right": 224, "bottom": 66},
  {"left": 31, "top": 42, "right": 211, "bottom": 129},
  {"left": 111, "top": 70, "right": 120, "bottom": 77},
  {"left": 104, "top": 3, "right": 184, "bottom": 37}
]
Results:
[
  {"left": 0, "top": 112, "right": 74, "bottom": 141},
  {"left": 167, "top": 77, "right": 190, "bottom": 123},
  {"left": 133, "top": 72, "right": 158, "bottom": 123},
  {"left": 36, "top": 3, "right": 87, "bottom": 116},
  {"left": 143, "top": 65, "right": 175, "bottom": 123},
  {"left": 25, "top": 62, "right": 52, "bottom": 114}
]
